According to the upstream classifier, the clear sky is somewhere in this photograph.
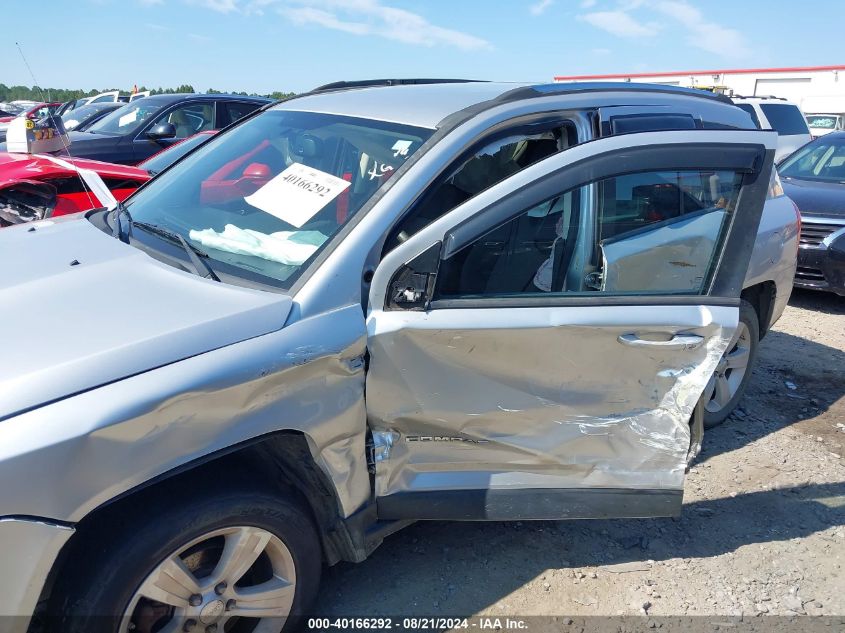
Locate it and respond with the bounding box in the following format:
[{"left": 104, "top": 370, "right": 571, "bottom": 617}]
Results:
[{"left": 3, "top": 0, "right": 843, "bottom": 95}]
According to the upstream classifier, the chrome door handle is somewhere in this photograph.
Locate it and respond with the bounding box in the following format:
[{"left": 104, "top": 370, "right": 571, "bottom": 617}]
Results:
[{"left": 617, "top": 333, "right": 705, "bottom": 351}]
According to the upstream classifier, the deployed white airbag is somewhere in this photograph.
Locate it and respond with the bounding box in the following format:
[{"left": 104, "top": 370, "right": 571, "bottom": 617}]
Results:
[{"left": 189, "top": 224, "right": 327, "bottom": 266}]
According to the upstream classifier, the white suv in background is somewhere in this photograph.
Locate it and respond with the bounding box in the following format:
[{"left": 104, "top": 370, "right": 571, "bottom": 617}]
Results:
[{"left": 733, "top": 96, "right": 812, "bottom": 161}]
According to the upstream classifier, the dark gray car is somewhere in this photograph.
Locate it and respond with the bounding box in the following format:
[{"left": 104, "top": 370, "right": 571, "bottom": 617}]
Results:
[
  {"left": 779, "top": 131, "right": 845, "bottom": 295},
  {"left": 0, "top": 93, "right": 269, "bottom": 164}
]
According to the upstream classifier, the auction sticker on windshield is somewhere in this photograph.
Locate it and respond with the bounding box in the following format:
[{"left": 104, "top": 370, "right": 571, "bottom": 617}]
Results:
[
  {"left": 118, "top": 109, "right": 138, "bottom": 128},
  {"left": 245, "top": 162, "right": 351, "bottom": 228}
]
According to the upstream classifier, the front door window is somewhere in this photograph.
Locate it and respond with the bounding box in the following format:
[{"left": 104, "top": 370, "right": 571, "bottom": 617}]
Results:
[
  {"left": 154, "top": 104, "right": 215, "bottom": 139},
  {"left": 436, "top": 169, "right": 742, "bottom": 298}
]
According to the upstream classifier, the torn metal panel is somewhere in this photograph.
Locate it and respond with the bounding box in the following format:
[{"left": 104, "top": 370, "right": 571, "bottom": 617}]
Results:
[
  {"left": 0, "top": 304, "right": 370, "bottom": 521},
  {"left": 366, "top": 304, "right": 734, "bottom": 505}
]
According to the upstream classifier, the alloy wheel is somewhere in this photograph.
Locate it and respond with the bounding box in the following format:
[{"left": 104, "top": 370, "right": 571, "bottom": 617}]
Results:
[
  {"left": 121, "top": 526, "right": 296, "bottom": 633},
  {"left": 703, "top": 321, "right": 752, "bottom": 414}
]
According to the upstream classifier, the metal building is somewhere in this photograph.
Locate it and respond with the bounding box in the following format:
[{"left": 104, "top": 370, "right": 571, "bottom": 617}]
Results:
[{"left": 553, "top": 65, "right": 845, "bottom": 114}]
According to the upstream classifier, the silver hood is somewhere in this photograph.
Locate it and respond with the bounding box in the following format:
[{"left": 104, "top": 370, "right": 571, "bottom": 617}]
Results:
[{"left": 0, "top": 217, "right": 292, "bottom": 419}]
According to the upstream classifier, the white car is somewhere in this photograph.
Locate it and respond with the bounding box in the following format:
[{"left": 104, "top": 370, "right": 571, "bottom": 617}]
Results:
[
  {"left": 805, "top": 113, "right": 844, "bottom": 137},
  {"left": 733, "top": 96, "right": 812, "bottom": 161}
]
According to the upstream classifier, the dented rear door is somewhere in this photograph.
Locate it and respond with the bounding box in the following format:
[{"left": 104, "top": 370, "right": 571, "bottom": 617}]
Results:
[{"left": 365, "top": 130, "right": 776, "bottom": 521}]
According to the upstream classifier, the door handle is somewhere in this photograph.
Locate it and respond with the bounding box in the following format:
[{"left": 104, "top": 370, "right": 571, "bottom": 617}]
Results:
[{"left": 617, "top": 333, "right": 705, "bottom": 351}]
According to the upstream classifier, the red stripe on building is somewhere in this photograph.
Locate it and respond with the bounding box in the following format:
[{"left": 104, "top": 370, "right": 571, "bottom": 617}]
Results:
[{"left": 554, "top": 65, "right": 845, "bottom": 81}]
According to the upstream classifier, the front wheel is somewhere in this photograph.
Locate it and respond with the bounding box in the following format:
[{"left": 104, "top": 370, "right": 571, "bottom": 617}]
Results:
[
  {"left": 702, "top": 299, "right": 759, "bottom": 429},
  {"left": 51, "top": 487, "right": 321, "bottom": 633}
]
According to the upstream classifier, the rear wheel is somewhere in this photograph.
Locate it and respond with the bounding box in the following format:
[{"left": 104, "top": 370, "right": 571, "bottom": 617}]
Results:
[
  {"left": 52, "top": 487, "right": 321, "bottom": 633},
  {"left": 702, "top": 299, "right": 759, "bottom": 429}
]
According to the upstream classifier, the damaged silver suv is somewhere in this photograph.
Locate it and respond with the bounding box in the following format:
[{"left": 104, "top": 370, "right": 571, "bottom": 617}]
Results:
[{"left": 1, "top": 80, "right": 781, "bottom": 633}]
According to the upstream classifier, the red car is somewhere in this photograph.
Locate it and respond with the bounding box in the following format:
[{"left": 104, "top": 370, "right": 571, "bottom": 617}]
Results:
[
  {"left": 0, "top": 102, "right": 62, "bottom": 125},
  {"left": 0, "top": 131, "right": 215, "bottom": 226}
]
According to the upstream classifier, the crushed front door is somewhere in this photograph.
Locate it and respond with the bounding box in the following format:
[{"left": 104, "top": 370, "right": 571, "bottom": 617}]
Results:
[{"left": 365, "top": 130, "right": 776, "bottom": 521}]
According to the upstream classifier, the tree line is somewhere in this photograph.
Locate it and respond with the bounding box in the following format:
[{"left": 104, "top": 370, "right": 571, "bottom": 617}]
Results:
[{"left": 0, "top": 84, "right": 296, "bottom": 103}]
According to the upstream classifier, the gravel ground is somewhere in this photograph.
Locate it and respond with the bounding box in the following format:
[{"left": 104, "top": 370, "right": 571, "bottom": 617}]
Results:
[{"left": 317, "top": 289, "right": 845, "bottom": 621}]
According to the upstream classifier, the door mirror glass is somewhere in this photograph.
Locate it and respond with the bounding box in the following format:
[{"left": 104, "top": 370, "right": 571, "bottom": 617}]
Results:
[
  {"left": 147, "top": 122, "right": 176, "bottom": 140},
  {"left": 387, "top": 242, "right": 442, "bottom": 310}
]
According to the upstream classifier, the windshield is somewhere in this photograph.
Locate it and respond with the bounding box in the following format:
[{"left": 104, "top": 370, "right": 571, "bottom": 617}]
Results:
[
  {"left": 124, "top": 109, "right": 433, "bottom": 289},
  {"left": 139, "top": 132, "right": 214, "bottom": 175},
  {"left": 779, "top": 137, "right": 845, "bottom": 182},
  {"left": 61, "top": 104, "right": 105, "bottom": 129},
  {"left": 87, "top": 102, "right": 163, "bottom": 135},
  {"left": 806, "top": 115, "right": 839, "bottom": 130}
]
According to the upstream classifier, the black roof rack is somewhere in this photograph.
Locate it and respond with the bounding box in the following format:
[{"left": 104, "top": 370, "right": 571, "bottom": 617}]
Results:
[
  {"left": 494, "top": 81, "right": 735, "bottom": 105},
  {"left": 313, "top": 78, "right": 487, "bottom": 92},
  {"left": 731, "top": 94, "right": 787, "bottom": 101}
]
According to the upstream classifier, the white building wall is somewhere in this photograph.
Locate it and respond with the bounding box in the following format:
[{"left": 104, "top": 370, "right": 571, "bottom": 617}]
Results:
[{"left": 554, "top": 67, "right": 845, "bottom": 114}]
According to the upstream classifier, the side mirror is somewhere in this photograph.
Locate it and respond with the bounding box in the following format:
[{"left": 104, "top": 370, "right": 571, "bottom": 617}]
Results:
[
  {"left": 234, "top": 163, "right": 273, "bottom": 195},
  {"left": 242, "top": 162, "right": 272, "bottom": 179},
  {"left": 386, "top": 242, "right": 442, "bottom": 311},
  {"left": 147, "top": 122, "right": 176, "bottom": 140}
]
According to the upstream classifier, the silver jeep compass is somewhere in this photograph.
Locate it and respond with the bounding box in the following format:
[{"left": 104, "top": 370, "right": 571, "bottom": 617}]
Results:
[{"left": 0, "top": 80, "right": 779, "bottom": 633}]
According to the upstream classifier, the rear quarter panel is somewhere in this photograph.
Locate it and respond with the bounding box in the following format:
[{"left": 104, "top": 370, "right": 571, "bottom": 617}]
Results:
[{"left": 744, "top": 194, "right": 799, "bottom": 326}]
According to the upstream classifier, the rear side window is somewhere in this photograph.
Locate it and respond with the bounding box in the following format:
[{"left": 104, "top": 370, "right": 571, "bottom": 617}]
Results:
[
  {"left": 222, "top": 102, "right": 261, "bottom": 127},
  {"left": 735, "top": 104, "right": 761, "bottom": 129},
  {"left": 760, "top": 104, "right": 810, "bottom": 135},
  {"left": 609, "top": 114, "right": 697, "bottom": 134}
]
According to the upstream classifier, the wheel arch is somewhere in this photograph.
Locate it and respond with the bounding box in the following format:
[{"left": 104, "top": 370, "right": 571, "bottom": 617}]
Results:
[
  {"left": 32, "top": 431, "right": 373, "bottom": 623},
  {"left": 741, "top": 280, "right": 776, "bottom": 339}
]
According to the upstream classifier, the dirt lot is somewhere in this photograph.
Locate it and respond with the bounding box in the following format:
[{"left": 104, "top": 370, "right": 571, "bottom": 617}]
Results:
[{"left": 318, "top": 289, "right": 845, "bottom": 620}]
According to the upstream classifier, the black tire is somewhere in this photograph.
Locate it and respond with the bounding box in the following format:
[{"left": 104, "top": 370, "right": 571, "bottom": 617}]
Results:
[
  {"left": 703, "top": 299, "right": 760, "bottom": 429},
  {"left": 50, "top": 485, "right": 321, "bottom": 633}
]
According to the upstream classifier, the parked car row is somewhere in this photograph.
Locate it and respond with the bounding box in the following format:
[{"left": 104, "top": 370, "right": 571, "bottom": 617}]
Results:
[
  {"left": 55, "top": 89, "right": 151, "bottom": 116},
  {"left": 0, "top": 131, "right": 216, "bottom": 226},
  {"left": 727, "top": 94, "right": 845, "bottom": 296},
  {"left": 779, "top": 132, "right": 845, "bottom": 295},
  {"left": 0, "top": 101, "right": 62, "bottom": 142},
  {"left": 60, "top": 102, "right": 123, "bottom": 132},
  {"left": 0, "top": 92, "right": 268, "bottom": 162}
]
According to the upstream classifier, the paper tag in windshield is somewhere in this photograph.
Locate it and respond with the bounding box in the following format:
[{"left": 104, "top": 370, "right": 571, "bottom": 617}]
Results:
[
  {"left": 244, "top": 162, "right": 351, "bottom": 228},
  {"left": 118, "top": 110, "right": 138, "bottom": 127}
]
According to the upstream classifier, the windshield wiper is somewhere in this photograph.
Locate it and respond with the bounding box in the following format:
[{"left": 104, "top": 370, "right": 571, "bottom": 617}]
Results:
[
  {"left": 131, "top": 221, "right": 220, "bottom": 282},
  {"left": 112, "top": 200, "right": 132, "bottom": 242}
]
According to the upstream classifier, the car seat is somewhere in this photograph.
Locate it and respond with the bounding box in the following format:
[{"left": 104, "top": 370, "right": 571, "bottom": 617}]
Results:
[{"left": 169, "top": 110, "right": 195, "bottom": 138}]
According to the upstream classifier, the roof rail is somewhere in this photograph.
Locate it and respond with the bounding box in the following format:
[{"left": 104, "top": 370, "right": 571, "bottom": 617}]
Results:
[
  {"left": 312, "top": 78, "right": 487, "bottom": 92},
  {"left": 498, "top": 81, "right": 734, "bottom": 105},
  {"left": 731, "top": 94, "right": 787, "bottom": 101}
]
